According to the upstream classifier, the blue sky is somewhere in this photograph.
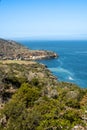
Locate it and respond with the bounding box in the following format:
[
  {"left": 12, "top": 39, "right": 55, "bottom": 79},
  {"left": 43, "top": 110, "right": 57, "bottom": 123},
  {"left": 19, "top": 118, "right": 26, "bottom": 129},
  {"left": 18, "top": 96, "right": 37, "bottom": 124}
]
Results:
[{"left": 0, "top": 0, "right": 87, "bottom": 40}]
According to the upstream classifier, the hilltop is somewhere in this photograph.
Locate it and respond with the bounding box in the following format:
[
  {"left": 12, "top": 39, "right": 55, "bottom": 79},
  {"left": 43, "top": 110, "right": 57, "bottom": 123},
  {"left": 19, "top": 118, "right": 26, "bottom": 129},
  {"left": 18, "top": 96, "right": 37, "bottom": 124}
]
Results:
[{"left": 0, "top": 38, "right": 57, "bottom": 60}]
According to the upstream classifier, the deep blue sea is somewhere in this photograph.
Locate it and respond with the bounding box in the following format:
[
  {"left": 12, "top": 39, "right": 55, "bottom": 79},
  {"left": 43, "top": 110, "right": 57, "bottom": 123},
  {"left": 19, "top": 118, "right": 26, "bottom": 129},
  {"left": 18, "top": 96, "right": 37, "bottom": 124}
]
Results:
[{"left": 18, "top": 40, "right": 87, "bottom": 88}]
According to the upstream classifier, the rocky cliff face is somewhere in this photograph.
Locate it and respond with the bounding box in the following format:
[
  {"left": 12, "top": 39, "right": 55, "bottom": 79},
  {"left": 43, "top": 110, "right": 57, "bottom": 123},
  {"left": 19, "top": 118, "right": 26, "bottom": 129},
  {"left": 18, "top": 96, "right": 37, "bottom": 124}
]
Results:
[{"left": 0, "top": 38, "right": 58, "bottom": 60}]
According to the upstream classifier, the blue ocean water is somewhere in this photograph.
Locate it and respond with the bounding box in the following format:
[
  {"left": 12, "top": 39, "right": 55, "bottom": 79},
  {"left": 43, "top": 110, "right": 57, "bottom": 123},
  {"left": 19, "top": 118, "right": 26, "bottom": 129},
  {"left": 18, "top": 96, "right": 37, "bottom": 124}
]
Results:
[{"left": 18, "top": 40, "right": 87, "bottom": 88}]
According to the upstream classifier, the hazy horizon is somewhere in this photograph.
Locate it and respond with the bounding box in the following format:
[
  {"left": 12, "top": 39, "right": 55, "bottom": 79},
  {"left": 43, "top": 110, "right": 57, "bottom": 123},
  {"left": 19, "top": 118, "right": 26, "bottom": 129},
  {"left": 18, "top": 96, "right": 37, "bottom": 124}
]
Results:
[{"left": 0, "top": 0, "right": 87, "bottom": 40}]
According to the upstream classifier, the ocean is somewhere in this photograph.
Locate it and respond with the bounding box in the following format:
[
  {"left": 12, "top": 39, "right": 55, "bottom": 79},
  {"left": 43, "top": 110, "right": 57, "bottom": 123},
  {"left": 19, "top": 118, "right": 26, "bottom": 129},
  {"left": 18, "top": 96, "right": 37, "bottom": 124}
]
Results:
[{"left": 18, "top": 40, "right": 87, "bottom": 88}]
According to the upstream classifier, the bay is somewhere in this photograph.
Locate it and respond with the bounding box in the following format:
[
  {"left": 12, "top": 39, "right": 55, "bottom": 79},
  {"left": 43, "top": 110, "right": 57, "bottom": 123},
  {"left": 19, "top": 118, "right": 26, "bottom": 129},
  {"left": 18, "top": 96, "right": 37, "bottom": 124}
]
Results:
[{"left": 18, "top": 40, "right": 87, "bottom": 88}]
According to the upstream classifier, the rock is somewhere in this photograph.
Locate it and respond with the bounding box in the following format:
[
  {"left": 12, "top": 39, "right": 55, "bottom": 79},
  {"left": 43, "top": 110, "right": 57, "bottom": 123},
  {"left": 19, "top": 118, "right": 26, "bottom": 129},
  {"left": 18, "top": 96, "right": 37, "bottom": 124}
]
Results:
[
  {"left": 43, "top": 87, "right": 58, "bottom": 99},
  {"left": 66, "top": 91, "right": 80, "bottom": 99},
  {"left": 0, "top": 38, "right": 58, "bottom": 61},
  {"left": 72, "top": 125, "right": 86, "bottom": 130},
  {"left": 49, "top": 89, "right": 58, "bottom": 99}
]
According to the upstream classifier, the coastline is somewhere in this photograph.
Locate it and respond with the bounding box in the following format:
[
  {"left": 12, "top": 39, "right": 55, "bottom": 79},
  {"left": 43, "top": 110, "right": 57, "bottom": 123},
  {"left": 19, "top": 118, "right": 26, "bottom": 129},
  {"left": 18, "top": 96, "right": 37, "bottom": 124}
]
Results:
[{"left": 0, "top": 38, "right": 58, "bottom": 61}]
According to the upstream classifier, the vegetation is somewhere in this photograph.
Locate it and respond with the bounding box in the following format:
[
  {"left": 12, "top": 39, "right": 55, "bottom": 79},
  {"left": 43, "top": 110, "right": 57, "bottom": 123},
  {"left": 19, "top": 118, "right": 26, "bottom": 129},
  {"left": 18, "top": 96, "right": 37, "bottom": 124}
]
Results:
[{"left": 0, "top": 61, "right": 87, "bottom": 130}]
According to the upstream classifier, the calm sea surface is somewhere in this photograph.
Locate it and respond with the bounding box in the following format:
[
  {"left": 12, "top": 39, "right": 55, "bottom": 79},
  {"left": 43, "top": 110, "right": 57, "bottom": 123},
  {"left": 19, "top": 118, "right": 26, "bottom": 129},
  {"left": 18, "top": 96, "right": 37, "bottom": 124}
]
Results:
[{"left": 18, "top": 40, "right": 87, "bottom": 88}]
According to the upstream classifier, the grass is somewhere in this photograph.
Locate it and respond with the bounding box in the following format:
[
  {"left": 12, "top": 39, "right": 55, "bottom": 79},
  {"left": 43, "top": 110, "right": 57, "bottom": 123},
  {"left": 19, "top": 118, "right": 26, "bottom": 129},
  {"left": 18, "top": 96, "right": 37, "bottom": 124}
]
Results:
[{"left": 0, "top": 60, "right": 36, "bottom": 65}]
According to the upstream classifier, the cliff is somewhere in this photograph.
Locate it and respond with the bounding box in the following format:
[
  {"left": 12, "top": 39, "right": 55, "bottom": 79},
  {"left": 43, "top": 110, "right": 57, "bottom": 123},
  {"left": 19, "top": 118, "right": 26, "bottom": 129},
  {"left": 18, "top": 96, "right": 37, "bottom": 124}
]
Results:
[{"left": 0, "top": 38, "right": 58, "bottom": 60}]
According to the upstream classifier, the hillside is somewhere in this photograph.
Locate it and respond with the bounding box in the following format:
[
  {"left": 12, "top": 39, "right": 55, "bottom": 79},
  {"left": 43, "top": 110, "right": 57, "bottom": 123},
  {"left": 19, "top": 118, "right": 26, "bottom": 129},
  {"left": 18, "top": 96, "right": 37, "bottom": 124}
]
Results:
[
  {"left": 0, "top": 38, "right": 57, "bottom": 60},
  {"left": 0, "top": 60, "right": 87, "bottom": 130},
  {"left": 0, "top": 38, "right": 87, "bottom": 130}
]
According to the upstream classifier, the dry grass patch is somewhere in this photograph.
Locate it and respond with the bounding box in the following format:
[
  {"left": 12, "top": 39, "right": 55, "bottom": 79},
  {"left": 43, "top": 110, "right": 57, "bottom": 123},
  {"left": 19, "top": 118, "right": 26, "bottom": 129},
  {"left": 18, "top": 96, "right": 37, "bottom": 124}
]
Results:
[{"left": 0, "top": 60, "right": 36, "bottom": 65}]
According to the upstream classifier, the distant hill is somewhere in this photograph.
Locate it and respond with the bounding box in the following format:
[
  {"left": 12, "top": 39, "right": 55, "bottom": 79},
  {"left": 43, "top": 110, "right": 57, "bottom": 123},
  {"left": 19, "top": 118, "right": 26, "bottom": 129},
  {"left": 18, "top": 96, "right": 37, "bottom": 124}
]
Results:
[{"left": 0, "top": 38, "right": 57, "bottom": 60}]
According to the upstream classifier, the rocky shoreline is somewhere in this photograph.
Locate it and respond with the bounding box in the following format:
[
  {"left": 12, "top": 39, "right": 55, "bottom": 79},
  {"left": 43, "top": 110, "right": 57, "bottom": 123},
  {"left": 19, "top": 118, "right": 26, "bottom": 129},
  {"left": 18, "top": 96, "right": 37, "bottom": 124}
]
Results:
[{"left": 0, "top": 38, "right": 58, "bottom": 60}]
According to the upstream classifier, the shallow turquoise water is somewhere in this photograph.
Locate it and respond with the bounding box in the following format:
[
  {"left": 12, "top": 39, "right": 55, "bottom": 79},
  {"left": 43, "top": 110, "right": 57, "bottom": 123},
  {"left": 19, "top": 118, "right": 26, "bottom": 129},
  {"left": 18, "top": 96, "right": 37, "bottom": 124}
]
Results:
[{"left": 18, "top": 40, "right": 87, "bottom": 88}]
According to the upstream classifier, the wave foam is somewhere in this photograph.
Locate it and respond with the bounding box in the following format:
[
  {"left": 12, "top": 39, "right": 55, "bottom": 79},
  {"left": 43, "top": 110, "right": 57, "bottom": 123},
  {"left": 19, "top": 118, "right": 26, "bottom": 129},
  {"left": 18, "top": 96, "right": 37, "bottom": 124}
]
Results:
[
  {"left": 68, "top": 76, "right": 74, "bottom": 80},
  {"left": 49, "top": 67, "right": 73, "bottom": 76},
  {"left": 49, "top": 67, "right": 75, "bottom": 82}
]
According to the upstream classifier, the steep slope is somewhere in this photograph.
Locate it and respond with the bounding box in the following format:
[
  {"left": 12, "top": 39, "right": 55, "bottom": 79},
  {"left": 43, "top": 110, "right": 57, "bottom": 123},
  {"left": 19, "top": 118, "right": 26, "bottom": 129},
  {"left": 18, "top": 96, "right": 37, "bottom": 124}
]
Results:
[{"left": 0, "top": 60, "right": 87, "bottom": 130}]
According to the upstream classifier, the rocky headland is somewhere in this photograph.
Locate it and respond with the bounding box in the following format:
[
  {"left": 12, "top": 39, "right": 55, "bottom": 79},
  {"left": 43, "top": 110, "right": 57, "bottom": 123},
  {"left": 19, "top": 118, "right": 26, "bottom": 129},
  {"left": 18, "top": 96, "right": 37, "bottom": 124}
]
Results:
[{"left": 0, "top": 38, "right": 58, "bottom": 60}]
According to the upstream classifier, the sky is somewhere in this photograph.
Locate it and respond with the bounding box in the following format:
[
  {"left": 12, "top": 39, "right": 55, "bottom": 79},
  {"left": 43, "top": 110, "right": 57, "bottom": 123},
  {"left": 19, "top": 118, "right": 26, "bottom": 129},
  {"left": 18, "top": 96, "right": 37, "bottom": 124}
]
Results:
[{"left": 0, "top": 0, "right": 87, "bottom": 40}]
